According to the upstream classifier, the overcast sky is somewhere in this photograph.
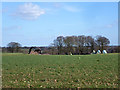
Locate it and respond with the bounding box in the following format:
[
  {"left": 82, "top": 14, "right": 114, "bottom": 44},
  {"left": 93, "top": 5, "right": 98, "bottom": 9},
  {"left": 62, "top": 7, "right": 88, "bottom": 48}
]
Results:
[{"left": 2, "top": 2, "right": 118, "bottom": 47}]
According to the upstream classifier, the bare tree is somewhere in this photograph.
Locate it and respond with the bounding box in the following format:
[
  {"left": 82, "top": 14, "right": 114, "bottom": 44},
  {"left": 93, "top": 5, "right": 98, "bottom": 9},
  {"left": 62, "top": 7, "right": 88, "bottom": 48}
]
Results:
[
  {"left": 54, "top": 36, "right": 64, "bottom": 54},
  {"left": 64, "top": 36, "right": 75, "bottom": 55},
  {"left": 95, "top": 35, "right": 110, "bottom": 51},
  {"left": 85, "top": 36, "right": 96, "bottom": 53},
  {"left": 77, "top": 35, "right": 86, "bottom": 54}
]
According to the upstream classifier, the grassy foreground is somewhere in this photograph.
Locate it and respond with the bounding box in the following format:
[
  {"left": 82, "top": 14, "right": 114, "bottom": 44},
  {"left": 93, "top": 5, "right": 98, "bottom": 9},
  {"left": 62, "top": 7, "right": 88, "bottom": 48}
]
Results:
[{"left": 2, "top": 53, "right": 118, "bottom": 88}]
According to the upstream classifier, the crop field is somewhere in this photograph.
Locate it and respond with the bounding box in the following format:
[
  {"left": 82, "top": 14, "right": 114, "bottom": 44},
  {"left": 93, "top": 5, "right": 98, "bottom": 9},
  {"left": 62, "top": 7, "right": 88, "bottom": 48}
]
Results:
[{"left": 2, "top": 53, "right": 118, "bottom": 88}]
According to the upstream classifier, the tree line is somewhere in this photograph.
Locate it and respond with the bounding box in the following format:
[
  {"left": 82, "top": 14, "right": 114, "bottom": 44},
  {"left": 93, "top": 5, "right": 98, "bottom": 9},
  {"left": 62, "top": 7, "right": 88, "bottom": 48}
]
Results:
[
  {"left": 52, "top": 35, "right": 110, "bottom": 55},
  {"left": 3, "top": 35, "right": 114, "bottom": 54}
]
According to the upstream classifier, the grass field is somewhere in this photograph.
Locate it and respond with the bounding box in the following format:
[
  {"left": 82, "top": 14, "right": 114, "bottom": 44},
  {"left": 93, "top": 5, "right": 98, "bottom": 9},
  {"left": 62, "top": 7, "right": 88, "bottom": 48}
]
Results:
[{"left": 2, "top": 53, "right": 118, "bottom": 88}]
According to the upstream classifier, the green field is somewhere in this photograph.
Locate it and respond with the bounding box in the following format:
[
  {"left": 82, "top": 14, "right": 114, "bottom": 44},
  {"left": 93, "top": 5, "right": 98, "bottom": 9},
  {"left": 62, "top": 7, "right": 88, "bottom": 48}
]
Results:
[{"left": 2, "top": 53, "right": 118, "bottom": 88}]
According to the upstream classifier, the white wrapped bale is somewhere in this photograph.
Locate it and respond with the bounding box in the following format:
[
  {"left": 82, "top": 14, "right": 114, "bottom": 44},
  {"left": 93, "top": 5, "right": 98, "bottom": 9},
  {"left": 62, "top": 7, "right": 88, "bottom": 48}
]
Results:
[
  {"left": 92, "top": 50, "right": 96, "bottom": 54},
  {"left": 103, "top": 50, "right": 107, "bottom": 54},
  {"left": 97, "top": 50, "right": 101, "bottom": 54}
]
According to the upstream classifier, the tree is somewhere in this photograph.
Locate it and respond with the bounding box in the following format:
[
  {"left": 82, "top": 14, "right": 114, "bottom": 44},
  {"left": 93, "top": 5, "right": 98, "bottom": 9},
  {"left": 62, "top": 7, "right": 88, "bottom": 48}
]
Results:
[
  {"left": 53, "top": 36, "right": 64, "bottom": 54},
  {"left": 95, "top": 36, "right": 110, "bottom": 51},
  {"left": 7, "top": 42, "right": 21, "bottom": 53},
  {"left": 77, "top": 35, "right": 86, "bottom": 54},
  {"left": 64, "top": 36, "right": 75, "bottom": 55},
  {"left": 85, "top": 36, "right": 96, "bottom": 53}
]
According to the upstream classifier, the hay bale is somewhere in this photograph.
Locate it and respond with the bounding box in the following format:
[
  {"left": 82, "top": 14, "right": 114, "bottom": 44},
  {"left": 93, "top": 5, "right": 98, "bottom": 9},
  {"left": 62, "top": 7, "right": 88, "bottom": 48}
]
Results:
[
  {"left": 103, "top": 50, "right": 107, "bottom": 54},
  {"left": 92, "top": 50, "right": 96, "bottom": 54},
  {"left": 30, "top": 51, "right": 39, "bottom": 55},
  {"left": 97, "top": 50, "right": 101, "bottom": 54}
]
